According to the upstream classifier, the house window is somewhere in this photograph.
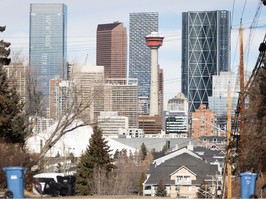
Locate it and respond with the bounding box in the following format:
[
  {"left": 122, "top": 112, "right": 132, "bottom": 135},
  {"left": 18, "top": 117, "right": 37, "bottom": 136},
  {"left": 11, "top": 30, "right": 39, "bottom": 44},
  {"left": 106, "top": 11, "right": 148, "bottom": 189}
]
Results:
[
  {"left": 176, "top": 175, "right": 192, "bottom": 185},
  {"left": 144, "top": 186, "right": 151, "bottom": 190}
]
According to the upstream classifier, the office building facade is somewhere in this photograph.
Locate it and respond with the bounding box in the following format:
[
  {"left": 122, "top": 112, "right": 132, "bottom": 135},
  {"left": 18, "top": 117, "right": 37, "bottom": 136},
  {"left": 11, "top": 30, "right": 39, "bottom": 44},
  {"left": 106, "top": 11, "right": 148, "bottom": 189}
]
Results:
[
  {"left": 104, "top": 78, "right": 139, "bottom": 128},
  {"left": 29, "top": 3, "right": 67, "bottom": 110},
  {"left": 165, "top": 92, "right": 189, "bottom": 136},
  {"left": 129, "top": 12, "right": 158, "bottom": 115},
  {"left": 96, "top": 22, "right": 127, "bottom": 78},
  {"left": 181, "top": 10, "right": 231, "bottom": 112}
]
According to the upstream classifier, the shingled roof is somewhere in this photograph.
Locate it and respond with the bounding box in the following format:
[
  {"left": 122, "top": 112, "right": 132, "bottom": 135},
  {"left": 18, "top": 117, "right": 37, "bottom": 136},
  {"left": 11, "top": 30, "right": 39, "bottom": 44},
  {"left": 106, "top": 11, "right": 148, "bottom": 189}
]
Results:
[{"left": 145, "top": 153, "right": 218, "bottom": 185}]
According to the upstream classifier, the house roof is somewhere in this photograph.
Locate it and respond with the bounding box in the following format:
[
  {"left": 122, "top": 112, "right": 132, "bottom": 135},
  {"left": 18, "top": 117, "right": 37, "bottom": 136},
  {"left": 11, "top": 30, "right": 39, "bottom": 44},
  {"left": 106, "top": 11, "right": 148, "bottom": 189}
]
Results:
[
  {"left": 145, "top": 153, "right": 218, "bottom": 185},
  {"left": 193, "top": 146, "right": 225, "bottom": 163},
  {"left": 113, "top": 137, "right": 194, "bottom": 152}
]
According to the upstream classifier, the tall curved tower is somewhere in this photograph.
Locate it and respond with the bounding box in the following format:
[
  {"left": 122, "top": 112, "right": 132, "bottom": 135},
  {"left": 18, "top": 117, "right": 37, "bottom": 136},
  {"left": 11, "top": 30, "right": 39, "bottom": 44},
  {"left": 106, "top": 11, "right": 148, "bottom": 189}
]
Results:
[{"left": 146, "top": 32, "right": 164, "bottom": 116}]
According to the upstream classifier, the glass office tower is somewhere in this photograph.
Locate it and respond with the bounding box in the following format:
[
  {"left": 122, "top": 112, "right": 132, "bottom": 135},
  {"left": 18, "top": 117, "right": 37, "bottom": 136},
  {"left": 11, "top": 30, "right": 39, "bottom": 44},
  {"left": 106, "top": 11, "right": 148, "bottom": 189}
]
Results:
[
  {"left": 181, "top": 10, "right": 231, "bottom": 112},
  {"left": 129, "top": 12, "right": 158, "bottom": 115},
  {"left": 29, "top": 3, "right": 67, "bottom": 111}
]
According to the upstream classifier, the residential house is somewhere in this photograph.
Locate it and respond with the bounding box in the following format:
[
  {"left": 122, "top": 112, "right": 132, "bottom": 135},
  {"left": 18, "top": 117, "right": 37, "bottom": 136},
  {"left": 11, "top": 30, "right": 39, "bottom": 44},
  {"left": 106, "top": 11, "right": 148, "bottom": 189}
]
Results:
[{"left": 143, "top": 147, "right": 220, "bottom": 197}]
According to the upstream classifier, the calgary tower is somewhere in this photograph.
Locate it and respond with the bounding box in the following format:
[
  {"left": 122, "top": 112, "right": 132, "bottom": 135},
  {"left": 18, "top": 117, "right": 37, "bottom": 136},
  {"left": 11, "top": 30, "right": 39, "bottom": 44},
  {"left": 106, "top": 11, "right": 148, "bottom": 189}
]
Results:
[{"left": 146, "top": 32, "right": 164, "bottom": 116}]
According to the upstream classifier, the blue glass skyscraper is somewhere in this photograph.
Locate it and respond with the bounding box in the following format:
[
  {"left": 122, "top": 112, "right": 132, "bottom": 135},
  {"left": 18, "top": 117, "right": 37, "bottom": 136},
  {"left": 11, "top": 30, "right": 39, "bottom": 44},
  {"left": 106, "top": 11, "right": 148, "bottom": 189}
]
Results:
[
  {"left": 29, "top": 3, "right": 67, "bottom": 111},
  {"left": 129, "top": 12, "right": 158, "bottom": 115},
  {"left": 181, "top": 10, "right": 231, "bottom": 112}
]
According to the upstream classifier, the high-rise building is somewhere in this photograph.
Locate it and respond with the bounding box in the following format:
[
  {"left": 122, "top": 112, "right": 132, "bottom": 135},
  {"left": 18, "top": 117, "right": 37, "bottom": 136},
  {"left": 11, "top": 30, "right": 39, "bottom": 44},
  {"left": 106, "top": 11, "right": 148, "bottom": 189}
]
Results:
[
  {"left": 4, "top": 63, "right": 28, "bottom": 104},
  {"left": 165, "top": 92, "right": 189, "bottom": 137},
  {"left": 181, "top": 10, "right": 231, "bottom": 112},
  {"left": 29, "top": 3, "right": 67, "bottom": 111},
  {"left": 49, "top": 77, "right": 77, "bottom": 120},
  {"left": 129, "top": 12, "right": 158, "bottom": 115},
  {"left": 71, "top": 65, "right": 105, "bottom": 123},
  {"left": 96, "top": 22, "right": 127, "bottom": 78},
  {"left": 208, "top": 71, "right": 239, "bottom": 130},
  {"left": 104, "top": 78, "right": 139, "bottom": 128}
]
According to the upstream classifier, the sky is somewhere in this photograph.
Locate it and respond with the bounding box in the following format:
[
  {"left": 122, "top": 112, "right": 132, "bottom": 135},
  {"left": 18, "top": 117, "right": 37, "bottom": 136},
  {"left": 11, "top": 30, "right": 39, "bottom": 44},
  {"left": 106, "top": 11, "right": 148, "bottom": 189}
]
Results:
[{"left": 0, "top": 0, "right": 265, "bottom": 106}]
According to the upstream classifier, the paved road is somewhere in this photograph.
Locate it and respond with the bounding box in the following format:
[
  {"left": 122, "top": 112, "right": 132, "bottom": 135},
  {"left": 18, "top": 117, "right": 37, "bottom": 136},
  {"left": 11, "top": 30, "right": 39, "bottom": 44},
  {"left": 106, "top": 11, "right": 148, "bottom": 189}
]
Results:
[
  {"left": 26, "top": 195, "right": 168, "bottom": 199},
  {"left": 2, "top": 192, "right": 168, "bottom": 199}
]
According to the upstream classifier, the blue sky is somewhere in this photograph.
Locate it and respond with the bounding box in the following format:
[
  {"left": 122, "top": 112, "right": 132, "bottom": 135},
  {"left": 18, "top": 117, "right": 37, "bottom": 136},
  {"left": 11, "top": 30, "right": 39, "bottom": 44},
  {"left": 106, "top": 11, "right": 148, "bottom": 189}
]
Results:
[{"left": 0, "top": 0, "right": 265, "bottom": 105}]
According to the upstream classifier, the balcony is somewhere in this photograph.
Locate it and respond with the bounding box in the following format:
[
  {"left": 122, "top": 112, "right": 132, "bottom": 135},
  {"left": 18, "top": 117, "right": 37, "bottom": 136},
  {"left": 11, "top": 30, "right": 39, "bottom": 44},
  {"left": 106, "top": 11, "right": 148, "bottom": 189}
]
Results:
[{"left": 175, "top": 176, "right": 192, "bottom": 185}]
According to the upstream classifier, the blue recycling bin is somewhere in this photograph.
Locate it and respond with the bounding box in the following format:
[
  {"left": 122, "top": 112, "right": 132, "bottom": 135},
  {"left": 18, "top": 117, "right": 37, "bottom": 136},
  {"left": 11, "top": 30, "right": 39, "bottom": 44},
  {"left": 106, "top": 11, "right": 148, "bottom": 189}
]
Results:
[
  {"left": 3, "top": 167, "right": 25, "bottom": 198},
  {"left": 240, "top": 172, "right": 257, "bottom": 199}
]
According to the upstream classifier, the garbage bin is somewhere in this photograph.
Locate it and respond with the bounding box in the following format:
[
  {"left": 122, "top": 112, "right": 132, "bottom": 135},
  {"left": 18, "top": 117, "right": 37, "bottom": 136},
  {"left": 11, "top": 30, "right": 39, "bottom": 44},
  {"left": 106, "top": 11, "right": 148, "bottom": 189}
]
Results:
[
  {"left": 240, "top": 172, "right": 257, "bottom": 199},
  {"left": 3, "top": 167, "right": 25, "bottom": 199}
]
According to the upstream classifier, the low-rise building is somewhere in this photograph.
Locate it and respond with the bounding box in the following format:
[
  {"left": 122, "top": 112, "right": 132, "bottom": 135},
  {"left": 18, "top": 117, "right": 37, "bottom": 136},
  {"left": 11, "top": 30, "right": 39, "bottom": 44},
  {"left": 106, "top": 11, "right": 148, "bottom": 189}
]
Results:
[{"left": 118, "top": 128, "right": 144, "bottom": 138}]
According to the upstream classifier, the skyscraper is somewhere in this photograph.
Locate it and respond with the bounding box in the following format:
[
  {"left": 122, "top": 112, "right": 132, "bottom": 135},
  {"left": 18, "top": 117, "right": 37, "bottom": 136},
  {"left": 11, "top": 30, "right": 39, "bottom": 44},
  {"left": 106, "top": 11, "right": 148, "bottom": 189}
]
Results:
[
  {"left": 96, "top": 22, "right": 127, "bottom": 78},
  {"left": 29, "top": 3, "right": 67, "bottom": 111},
  {"left": 129, "top": 12, "right": 158, "bottom": 115},
  {"left": 181, "top": 10, "right": 231, "bottom": 112}
]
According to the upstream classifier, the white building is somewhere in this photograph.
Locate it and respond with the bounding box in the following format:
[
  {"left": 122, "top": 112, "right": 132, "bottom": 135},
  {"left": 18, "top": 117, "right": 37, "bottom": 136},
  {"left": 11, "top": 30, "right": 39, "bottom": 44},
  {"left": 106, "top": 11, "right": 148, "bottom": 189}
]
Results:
[
  {"left": 27, "top": 119, "right": 136, "bottom": 158},
  {"left": 164, "top": 92, "right": 189, "bottom": 136},
  {"left": 71, "top": 64, "right": 105, "bottom": 123},
  {"left": 118, "top": 128, "right": 145, "bottom": 138},
  {"left": 208, "top": 71, "right": 239, "bottom": 115},
  {"left": 208, "top": 71, "right": 239, "bottom": 130},
  {"left": 97, "top": 111, "right": 129, "bottom": 137}
]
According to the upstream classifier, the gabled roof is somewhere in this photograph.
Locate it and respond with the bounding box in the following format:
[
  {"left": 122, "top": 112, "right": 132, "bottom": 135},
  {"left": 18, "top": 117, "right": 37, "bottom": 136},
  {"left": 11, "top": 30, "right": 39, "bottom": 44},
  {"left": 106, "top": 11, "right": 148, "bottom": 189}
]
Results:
[
  {"left": 145, "top": 153, "right": 218, "bottom": 185},
  {"left": 153, "top": 147, "right": 202, "bottom": 166},
  {"left": 170, "top": 165, "right": 197, "bottom": 177},
  {"left": 193, "top": 146, "right": 225, "bottom": 163}
]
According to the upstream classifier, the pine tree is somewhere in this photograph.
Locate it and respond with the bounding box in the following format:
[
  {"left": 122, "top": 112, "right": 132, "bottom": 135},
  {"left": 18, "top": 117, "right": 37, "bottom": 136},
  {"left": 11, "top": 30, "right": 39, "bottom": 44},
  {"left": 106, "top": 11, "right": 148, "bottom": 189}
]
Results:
[
  {"left": 0, "top": 60, "right": 26, "bottom": 144},
  {"left": 75, "top": 125, "right": 114, "bottom": 195},
  {"left": 138, "top": 172, "right": 146, "bottom": 196},
  {"left": 155, "top": 178, "right": 167, "bottom": 197},
  {"left": 140, "top": 142, "right": 147, "bottom": 160}
]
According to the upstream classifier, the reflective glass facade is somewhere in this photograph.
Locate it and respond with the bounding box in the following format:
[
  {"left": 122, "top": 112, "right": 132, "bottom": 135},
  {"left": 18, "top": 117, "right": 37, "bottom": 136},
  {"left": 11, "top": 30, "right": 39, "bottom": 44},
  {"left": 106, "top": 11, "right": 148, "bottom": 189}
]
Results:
[
  {"left": 181, "top": 10, "right": 231, "bottom": 112},
  {"left": 29, "top": 3, "right": 67, "bottom": 109},
  {"left": 129, "top": 12, "right": 158, "bottom": 114}
]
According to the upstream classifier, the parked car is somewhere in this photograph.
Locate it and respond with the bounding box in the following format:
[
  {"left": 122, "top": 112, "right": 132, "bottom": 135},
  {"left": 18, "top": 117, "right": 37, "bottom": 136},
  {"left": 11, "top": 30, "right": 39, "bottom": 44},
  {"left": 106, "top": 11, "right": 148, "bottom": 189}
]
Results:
[{"left": 33, "top": 172, "right": 76, "bottom": 197}]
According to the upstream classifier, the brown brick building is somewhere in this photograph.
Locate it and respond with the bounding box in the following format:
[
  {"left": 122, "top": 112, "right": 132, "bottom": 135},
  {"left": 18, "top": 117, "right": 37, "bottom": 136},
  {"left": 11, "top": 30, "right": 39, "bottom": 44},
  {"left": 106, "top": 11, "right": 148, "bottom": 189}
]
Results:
[
  {"left": 192, "top": 104, "right": 223, "bottom": 139},
  {"left": 96, "top": 22, "right": 127, "bottom": 78}
]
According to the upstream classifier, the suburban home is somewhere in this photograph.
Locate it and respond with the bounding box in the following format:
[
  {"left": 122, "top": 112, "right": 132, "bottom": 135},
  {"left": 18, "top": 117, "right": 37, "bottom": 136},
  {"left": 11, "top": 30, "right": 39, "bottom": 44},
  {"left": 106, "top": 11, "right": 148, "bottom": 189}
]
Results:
[{"left": 143, "top": 147, "right": 221, "bottom": 198}]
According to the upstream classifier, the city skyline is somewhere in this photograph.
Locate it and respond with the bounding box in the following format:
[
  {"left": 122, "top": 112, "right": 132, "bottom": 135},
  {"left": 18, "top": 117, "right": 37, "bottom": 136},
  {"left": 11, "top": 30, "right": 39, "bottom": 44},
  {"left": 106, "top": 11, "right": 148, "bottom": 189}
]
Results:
[{"left": 0, "top": 0, "right": 265, "bottom": 107}]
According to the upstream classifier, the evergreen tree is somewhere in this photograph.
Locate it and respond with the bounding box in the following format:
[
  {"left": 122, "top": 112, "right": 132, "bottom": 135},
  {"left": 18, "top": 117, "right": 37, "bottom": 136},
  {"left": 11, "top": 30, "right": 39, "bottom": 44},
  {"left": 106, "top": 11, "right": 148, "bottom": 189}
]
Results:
[
  {"left": 140, "top": 142, "right": 147, "bottom": 160},
  {"left": 75, "top": 125, "right": 114, "bottom": 195},
  {"left": 155, "top": 178, "right": 167, "bottom": 197},
  {"left": 0, "top": 59, "right": 26, "bottom": 144},
  {"left": 138, "top": 172, "right": 146, "bottom": 196}
]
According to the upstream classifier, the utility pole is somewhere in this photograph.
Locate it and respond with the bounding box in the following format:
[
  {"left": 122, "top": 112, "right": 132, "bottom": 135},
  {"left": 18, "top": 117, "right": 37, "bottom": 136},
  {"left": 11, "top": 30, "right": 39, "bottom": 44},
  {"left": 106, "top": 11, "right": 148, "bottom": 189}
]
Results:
[
  {"left": 239, "top": 20, "right": 245, "bottom": 145},
  {"left": 227, "top": 85, "right": 232, "bottom": 198}
]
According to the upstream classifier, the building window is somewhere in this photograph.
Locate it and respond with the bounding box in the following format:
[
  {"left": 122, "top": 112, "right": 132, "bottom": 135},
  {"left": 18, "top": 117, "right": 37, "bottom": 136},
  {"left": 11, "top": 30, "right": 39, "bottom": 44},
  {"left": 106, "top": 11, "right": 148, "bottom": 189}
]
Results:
[{"left": 144, "top": 186, "right": 151, "bottom": 190}]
